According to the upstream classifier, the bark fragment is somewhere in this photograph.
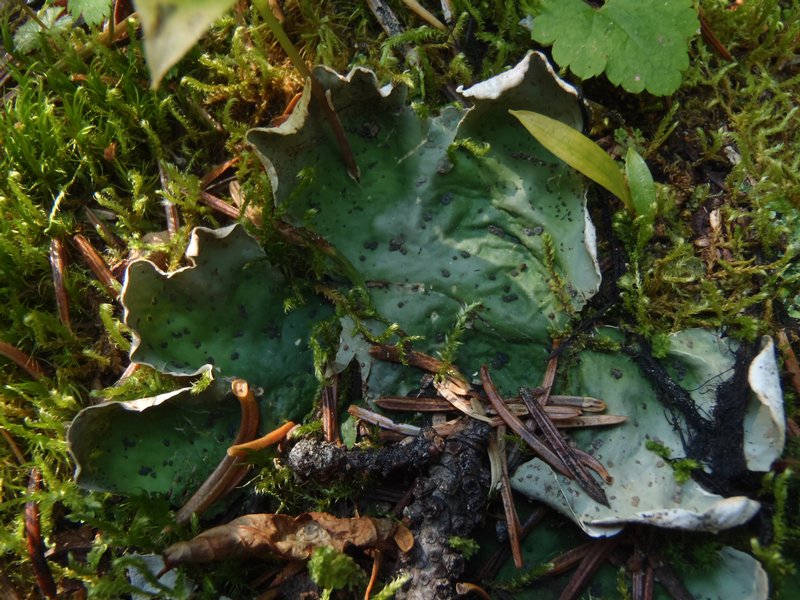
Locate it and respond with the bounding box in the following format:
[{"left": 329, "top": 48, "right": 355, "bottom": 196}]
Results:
[{"left": 395, "top": 419, "right": 492, "bottom": 600}]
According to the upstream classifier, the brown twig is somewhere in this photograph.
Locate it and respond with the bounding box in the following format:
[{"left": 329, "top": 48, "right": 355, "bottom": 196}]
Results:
[
  {"left": 174, "top": 379, "right": 260, "bottom": 525},
  {"left": 200, "top": 157, "right": 240, "bottom": 189},
  {"left": 84, "top": 207, "right": 126, "bottom": 252},
  {"left": 648, "top": 554, "right": 694, "bottom": 600},
  {"left": 199, "top": 191, "right": 241, "bottom": 220},
  {"left": 72, "top": 234, "right": 120, "bottom": 299},
  {"left": 455, "top": 582, "right": 492, "bottom": 599},
  {"left": 49, "top": 237, "right": 71, "bottom": 331},
  {"left": 369, "top": 345, "right": 470, "bottom": 390},
  {"left": 699, "top": 8, "right": 734, "bottom": 61},
  {"left": 496, "top": 426, "right": 524, "bottom": 568},
  {"left": 226, "top": 421, "right": 294, "bottom": 457},
  {"left": 25, "top": 469, "right": 58, "bottom": 599},
  {"left": 559, "top": 537, "right": 620, "bottom": 600},
  {"left": 0, "top": 341, "right": 47, "bottom": 381},
  {"left": 321, "top": 381, "right": 340, "bottom": 444},
  {"left": 1, "top": 428, "right": 26, "bottom": 465},
  {"left": 364, "top": 549, "right": 383, "bottom": 600},
  {"left": 520, "top": 387, "right": 609, "bottom": 507},
  {"left": 777, "top": 329, "right": 800, "bottom": 402},
  {"left": 480, "top": 366, "right": 571, "bottom": 478},
  {"left": 477, "top": 506, "right": 548, "bottom": 581}
]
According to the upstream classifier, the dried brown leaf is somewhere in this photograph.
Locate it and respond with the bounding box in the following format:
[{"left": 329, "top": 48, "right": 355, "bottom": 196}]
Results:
[{"left": 163, "top": 512, "right": 413, "bottom": 568}]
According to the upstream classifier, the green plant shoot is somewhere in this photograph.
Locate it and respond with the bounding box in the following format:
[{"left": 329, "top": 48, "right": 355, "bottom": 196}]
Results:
[{"left": 510, "top": 109, "right": 632, "bottom": 212}]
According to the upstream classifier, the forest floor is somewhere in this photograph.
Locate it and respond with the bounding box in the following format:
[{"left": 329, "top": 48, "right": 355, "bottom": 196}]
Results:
[{"left": 1, "top": 1, "right": 799, "bottom": 598}]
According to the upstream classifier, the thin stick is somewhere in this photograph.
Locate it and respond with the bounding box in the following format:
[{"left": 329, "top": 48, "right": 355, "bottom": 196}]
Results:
[
  {"left": 480, "top": 366, "right": 571, "bottom": 478},
  {"left": 455, "top": 583, "right": 492, "bottom": 600},
  {"left": 175, "top": 379, "right": 260, "bottom": 525},
  {"left": 226, "top": 421, "right": 295, "bottom": 457},
  {"left": 369, "top": 345, "right": 470, "bottom": 392},
  {"left": 520, "top": 387, "right": 609, "bottom": 507},
  {"left": 778, "top": 330, "right": 800, "bottom": 437},
  {"left": 199, "top": 191, "right": 241, "bottom": 219},
  {"left": 1, "top": 428, "right": 26, "bottom": 464},
  {"left": 0, "top": 341, "right": 47, "bottom": 380},
  {"left": 364, "top": 549, "right": 383, "bottom": 600},
  {"left": 558, "top": 537, "right": 620, "bottom": 600},
  {"left": 497, "top": 427, "right": 524, "bottom": 568},
  {"left": 321, "top": 381, "right": 340, "bottom": 444},
  {"left": 49, "top": 238, "right": 71, "bottom": 331},
  {"left": 72, "top": 234, "right": 120, "bottom": 299},
  {"left": 25, "top": 469, "right": 57, "bottom": 599},
  {"left": 84, "top": 207, "right": 125, "bottom": 252},
  {"left": 200, "top": 157, "right": 240, "bottom": 189},
  {"left": 348, "top": 405, "right": 422, "bottom": 437},
  {"left": 402, "top": 0, "right": 446, "bottom": 31}
]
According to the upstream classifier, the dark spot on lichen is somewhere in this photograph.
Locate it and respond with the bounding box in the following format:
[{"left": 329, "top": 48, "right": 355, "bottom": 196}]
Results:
[
  {"left": 238, "top": 304, "right": 248, "bottom": 319},
  {"left": 122, "top": 437, "right": 136, "bottom": 450},
  {"left": 138, "top": 466, "right": 153, "bottom": 477},
  {"left": 389, "top": 236, "right": 406, "bottom": 252},
  {"left": 502, "top": 294, "right": 519, "bottom": 303},
  {"left": 230, "top": 351, "right": 240, "bottom": 361},
  {"left": 440, "top": 193, "right": 453, "bottom": 205},
  {"left": 460, "top": 250, "right": 471, "bottom": 258},
  {"left": 491, "top": 352, "right": 510, "bottom": 370},
  {"left": 364, "top": 240, "right": 378, "bottom": 251},
  {"left": 611, "top": 368, "right": 623, "bottom": 380},
  {"left": 488, "top": 225, "right": 504, "bottom": 237},
  {"left": 442, "top": 269, "right": 451, "bottom": 278}
]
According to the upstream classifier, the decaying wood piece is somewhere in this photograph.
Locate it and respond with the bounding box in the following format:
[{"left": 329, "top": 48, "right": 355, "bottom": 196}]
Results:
[
  {"left": 394, "top": 418, "right": 491, "bottom": 600},
  {"left": 162, "top": 512, "right": 413, "bottom": 568},
  {"left": 287, "top": 428, "right": 444, "bottom": 481}
]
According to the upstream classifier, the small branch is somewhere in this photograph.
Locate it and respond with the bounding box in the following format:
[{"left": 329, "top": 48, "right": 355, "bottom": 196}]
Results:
[
  {"left": 158, "top": 162, "right": 180, "bottom": 236},
  {"left": 0, "top": 341, "right": 47, "bottom": 381},
  {"left": 520, "top": 387, "right": 609, "bottom": 507},
  {"left": 559, "top": 537, "right": 620, "bottom": 600},
  {"left": 49, "top": 237, "right": 71, "bottom": 331},
  {"left": 496, "top": 426, "right": 524, "bottom": 568},
  {"left": 25, "top": 469, "right": 58, "bottom": 599},
  {"left": 175, "top": 379, "right": 260, "bottom": 525},
  {"left": 199, "top": 191, "right": 241, "bottom": 220},
  {"left": 402, "top": 0, "right": 447, "bottom": 31},
  {"left": 72, "top": 234, "right": 120, "bottom": 299},
  {"left": 321, "top": 381, "right": 340, "bottom": 444},
  {"left": 480, "top": 366, "right": 571, "bottom": 478}
]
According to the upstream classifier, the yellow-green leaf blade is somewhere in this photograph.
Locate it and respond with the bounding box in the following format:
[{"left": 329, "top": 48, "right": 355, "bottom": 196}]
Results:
[
  {"left": 510, "top": 109, "right": 632, "bottom": 212},
  {"left": 134, "top": 0, "right": 236, "bottom": 88}
]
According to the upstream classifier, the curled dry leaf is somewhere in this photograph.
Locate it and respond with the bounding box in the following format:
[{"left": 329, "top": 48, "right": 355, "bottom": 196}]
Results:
[{"left": 162, "top": 512, "right": 413, "bottom": 568}]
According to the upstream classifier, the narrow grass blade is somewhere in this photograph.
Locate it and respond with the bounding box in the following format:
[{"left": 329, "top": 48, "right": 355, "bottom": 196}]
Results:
[{"left": 510, "top": 109, "right": 632, "bottom": 213}]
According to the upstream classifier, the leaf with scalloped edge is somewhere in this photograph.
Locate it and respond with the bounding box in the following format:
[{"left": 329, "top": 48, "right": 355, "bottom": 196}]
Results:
[
  {"left": 530, "top": 0, "right": 699, "bottom": 95},
  {"left": 68, "top": 225, "right": 329, "bottom": 498},
  {"left": 512, "top": 329, "right": 783, "bottom": 538},
  {"left": 247, "top": 52, "right": 601, "bottom": 397}
]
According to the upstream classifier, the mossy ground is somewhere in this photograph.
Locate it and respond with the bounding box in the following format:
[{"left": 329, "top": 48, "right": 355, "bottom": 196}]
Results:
[{"left": 0, "top": 0, "right": 798, "bottom": 597}]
